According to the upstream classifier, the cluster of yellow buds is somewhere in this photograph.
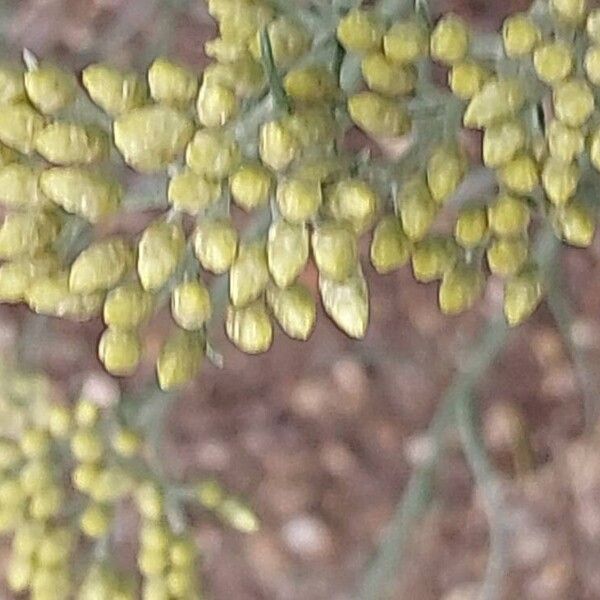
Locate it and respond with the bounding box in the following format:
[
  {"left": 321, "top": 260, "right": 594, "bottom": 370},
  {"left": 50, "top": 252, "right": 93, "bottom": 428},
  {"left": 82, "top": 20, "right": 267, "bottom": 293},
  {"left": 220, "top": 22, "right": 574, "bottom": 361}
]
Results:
[
  {"left": 0, "top": 366, "right": 258, "bottom": 599},
  {"left": 0, "top": 0, "right": 598, "bottom": 390}
]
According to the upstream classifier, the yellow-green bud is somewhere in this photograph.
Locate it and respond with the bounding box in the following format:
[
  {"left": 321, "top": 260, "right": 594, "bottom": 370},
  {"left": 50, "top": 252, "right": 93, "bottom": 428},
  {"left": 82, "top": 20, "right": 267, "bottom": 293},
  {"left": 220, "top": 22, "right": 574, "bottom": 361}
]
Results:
[
  {"left": 553, "top": 78, "right": 594, "bottom": 128},
  {"left": 328, "top": 178, "right": 379, "bottom": 233},
  {"left": 259, "top": 120, "right": 299, "bottom": 172},
  {"left": 24, "top": 65, "right": 77, "bottom": 114},
  {"left": 502, "top": 13, "right": 540, "bottom": 58},
  {"left": 267, "top": 283, "right": 316, "bottom": 341},
  {"left": 0, "top": 102, "right": 45, "bottom": 154},
  {"left": 398, "top": 176, "right": 438, "bottom": 242},
  {"left": 542, "top": 157, "right": 579, "bottom": 206},
  {"left": 283, "top": 107, "right": 337, "bottom": 149},
  {"left": 0, "top": 211, "right": 60, "bottom": 259},
  {"left": 0, "top": 163, "right": 47, "bottom": 208},
  {"left": 439, "top": 264, "right": 484, "bottom": 315},
  {"left": 504, "top": 268, "right": 544, "bottom": 326},
  {"left": 193, "top": 218, "right": 238, "bottom": 274},
  {"left": 348, "top": 91, "right": 411, "bottom": 138},
  {"left": 103, "top": 282, "right": 154, "bottom": 329},
  {"left": 497, "top": 153, "right": 539, "bottom": 195},
  {"left": 482, "top": 120, "right": 525, "bottom": 168},
  {"left": 168, "top": 168, "right": 221, "bottom": 215},
  {"left": 584, "top": 45, "right": 600, "bottom": 85},
  {"left": 0, "top": 141, "right": 18, "bottom": 166},
  {"left": 361, "top": 53, "right": 417, "bottom": 97},
  {"left": 196, "top": 81, "right": 237, "bottom": 128},
  {"left": 71, "top": 427, "right": 104, "bottom": 463},
  {"left": 547, "top": 120, "right": 584, "bottom": 163},
  {"left": 186, "top": 127, "right": 240, "bottom": 179},
  {"left": 217, "top": 0, "right": 273, "bottom": 42},
  {"left": 336, "top": 9, "right": 385, "bottom": 54},
  {"left": 319, "top": 270, "right": 369, "bottom": 339},
  {"left": 312, "top": 221, "right": 358, "bottom": 282},
  {"left": 487, "top": 237, "right": 529, "bottom": 278},
  {"left": 448, "top": 60, "right": 489, "bottom": 100},
  {"left": 0, "top": 65, "right": 26, "bottom": 104},
  {"left": 555, "top": 200, "right": 596, "bottom": 247},
  {"left": 250, "top": 17, "right": 311, "bottom": 68},
  {"left": 463, "top": 78, "right": 525, "bottom": 129},
  {"left": 148, "top": 57, "right": 198, "bottom": 108},
  {"left": 69, "top": 237, "right": 133, "bottom": 294},
  {"left": 226, "top": 300, "right": 273, "bottom": 354},
  {"left": 137, "top": 220, "right": 185, "bottom": 291},
  {"left": 430, "top": 14, "right": 469, "bottom": 65},
  {"left": 215, "top": 496, "right": 260, "bottom": 533},
  {"left": 20, "top": 429, "right": 51, "bottom": 459},
  {"left": 267, "top": 220, "right": 309, "bottom": 288},
  {"left": 370, "top": 215, "right": 410, "bottom": 274},
  {"left": 454, "top": 207, "right": 488, "bottom": 249},
  {"left": 533, "top": 41, "right": 573, "bottom": 85},
  {"left": 230, "top": 163, "right": 272, "bottom": 212},
  {"left": 156, "top": 328, "right": 204, "bottom": 390},
  {"left": 47, "top": 405, "right": 72, "bottom": 439},
  {"left": 383, "top": 19, "right": 429, "bottom": 64},
  {"left": 98, "top": 328, "right": 142, "bottom": 376},
  {"left": 6, "top": 556, "right": 31, "bottom": 593},
  {"left": 230, "top": 239, "right": 269, "bottom": 307},
  {"left": 551, "top": 0, "right": 587, "bottom": 25},
  {"left": 114, "top": 105, "right": 194, "bottom": 173},
  {"left": 276, "top": 176, "right": 322, "bottom": 223},
  {"left": 80, "top": 503, "right": 112, "bottom": 538},
  {"left": 35, "top": 122, "right": 109, "bottom": 165},
  {"left": 82, "top": 64, "right": 147, "bottom": 116},
  {"left": 426, "top": 144, "right": 466, "bottom": 204},
  {"left": 72, "top": 463, "right": 101, "bottom": 493},
  {"left": 488, "top": 193, "right": 530, "bottom": 236},
  {"left": 411, "top": 236, "right": 458, "bottom": 282},
  {"left": 89, "top": 467, "right": 132, "bottom": 503},
  {"left": 111, "top": 428, "right": 142, "bottom": 458},
  {"left": 588, "top": 9, "right": 600, "bottom": 42},
  {"left": 171, "top": 279, "right": 212, "bottom": 330},
  {"left": 285, "top": 66, "right": 338, "bottom": 106},
  {"left": 0, "top": 254, "right": 59, "bottom": 303},
  {"left": 202, "top": 58, "right": 265, "bottom": 98}
]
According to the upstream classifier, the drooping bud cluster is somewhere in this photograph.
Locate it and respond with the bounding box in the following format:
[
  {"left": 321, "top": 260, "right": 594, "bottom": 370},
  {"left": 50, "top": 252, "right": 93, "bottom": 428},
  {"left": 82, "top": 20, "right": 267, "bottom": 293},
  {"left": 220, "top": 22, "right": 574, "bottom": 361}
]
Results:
[
  {"left": 0, "top": 0, "right": 598, "bottom": 390},
  {"left": 0, "top": 365, "right": 259, "bottom": 599}
]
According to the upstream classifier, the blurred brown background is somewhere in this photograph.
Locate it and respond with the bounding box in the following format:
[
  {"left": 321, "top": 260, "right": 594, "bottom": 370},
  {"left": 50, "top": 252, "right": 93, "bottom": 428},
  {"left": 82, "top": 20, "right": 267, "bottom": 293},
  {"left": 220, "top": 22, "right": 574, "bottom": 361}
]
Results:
[{"left": 2, "top": 0, "right": 600, "bottom": 599}]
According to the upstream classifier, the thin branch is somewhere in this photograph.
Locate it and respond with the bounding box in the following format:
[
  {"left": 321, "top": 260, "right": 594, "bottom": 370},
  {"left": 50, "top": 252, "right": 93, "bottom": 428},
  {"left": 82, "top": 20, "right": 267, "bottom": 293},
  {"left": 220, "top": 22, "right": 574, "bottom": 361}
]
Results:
[{"left": 260, "top": 27, "right": 291, "bottom": 115}]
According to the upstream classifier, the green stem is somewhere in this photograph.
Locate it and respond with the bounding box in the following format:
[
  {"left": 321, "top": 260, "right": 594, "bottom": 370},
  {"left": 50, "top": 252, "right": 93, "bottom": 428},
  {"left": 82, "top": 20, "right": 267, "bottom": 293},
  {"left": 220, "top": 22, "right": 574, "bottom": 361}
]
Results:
[{"left": 260, "top": 27, "right": 291, "bottom": 115}]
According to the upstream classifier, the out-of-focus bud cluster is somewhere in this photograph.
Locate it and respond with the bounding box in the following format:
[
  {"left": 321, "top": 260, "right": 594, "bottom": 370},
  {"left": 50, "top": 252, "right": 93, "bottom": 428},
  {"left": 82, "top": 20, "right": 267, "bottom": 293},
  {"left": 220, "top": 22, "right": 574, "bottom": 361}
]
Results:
[
  {"left": 0, "top": 0, "right": 598, "bottom": 390},
  {"left": 0, "top": 365, "right": 258, "bottom": 599}
]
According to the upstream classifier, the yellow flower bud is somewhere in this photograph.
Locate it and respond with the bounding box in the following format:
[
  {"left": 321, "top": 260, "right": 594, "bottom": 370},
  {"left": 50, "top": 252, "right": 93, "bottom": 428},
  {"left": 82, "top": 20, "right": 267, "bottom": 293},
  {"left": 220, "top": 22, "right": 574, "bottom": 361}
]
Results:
[
  {"left": 383, "top": 19, "right": 429, "bottom": 64},
  {"left": 24, "top": 65, "right": 77, "bottom": 114},
  {"left": 448, "top": 60, "right": 489, "bottom": 100},
  {"left": 193, "top": 218, "right": 238, "bottom": 274},
  {"left": 293, "top": 156, "right": 347, "bottom": 184},
  {"left": 186, "top": 127, "right": 240, "bottom": 179},
  {"left": 533, "top": 41, "right": 573, "bottom": 85},
  {"left": 35, "top": 122, "right": 109, "bottom": 165},
  {"left": 283, "top": 107, "right": 337, "bottom": 149},
  {"left": 504, "top": 268, "right": 544, "bottom": 326},
  {"left": 218, "top": 0, "right": 273, "bottom": 42},
  {"left": 230, "top": 239, "right": 269, "bottom": 307},
  {"left": 497, "top": 153, "right": 539, "bottom": 195},
  {"left": 430, "top": 14, "right": 469, "bottom": 65},
  {"left": 319, "top": 270, "right": 369, "bottom": 339},
  {"left": 551, "top": 0, "right": 587, "bottom": 25},
  {"left": 80, "top": 504, "right": 112, "bottom": 538},
  {"left": 0, "top": 211, "right": 60, "bottom": 259},
  {"left": 502, "top": 13, "right": 540, "bottom": 58},
  {"left": 196, "top": 81, "right": 237, "bottom": 127},
  {"left": 171, "top": 279, "right": 212, "bottom": 330},
  {"left": 47, "top": 405, "right": 73, "bottom": 439},
  {"left": 553, "top": 78, "right": 594, "bottom": 128},
  {"left": 276, "top": 176, "right": 322, "bottom": 223},
  {"left": 337, "top": 9, "right": 385, "bottom": 54},
  {"left": 328, "top": 177, "right": 379, "bottom": 233},
  {"left": 40, "top": 166, "right": 121, "bottom": 222},
  {"left": 370, "top": 215, "right": 411, "bottom": 274},
  {"left": 411, "top": 235, "right": 458, "bottom": 282},
  {"left": 6, "top": 557, "right": 31, "bottom": 593},
  {"left": 547, "top": 120, "right": 584, "bottom": 163},
  {"left": 98, "top": 328, "right": 142, "bottom": 376},
  {"left": 312, "top": 221, "right": 358, "bottom": 282},
  {"left": 0, "top": 141, "right": 18, "bottom": 166},
  {"left": 250, "top": 17, "right": 311, "bottom": 68},
  {"left": 487, "top": 237, "right": 529, "bottom": 277},
  {"left": 216, "top": 496, "right": 260, "bottom": 533},
  {"left": 156, "top": 328, "right": 204, "bottom": 390},
  {"left": 555, "top": 200, "right": 596, "bottom": 247},
  {"left": 267, "top": 283, "right": 316, "bottom": 341},
  {"left": 283, "top": 66, "right": 338, "bottom": 104},
  {"left": 148, "top": 57, "right": 198, "bottom": 108},
  {"left": 482, "top": 120, "right": 525, "bottom": 168},
  {"left": 71, "top": 426, "right": 104, "bottom": 463},
  {"left": 82, "top": 63, "right": 147, "bottom": 116},
  {"left": 454, "top": 207, "right": 488, "bottom": 249},
  {"left": 267, "top": 220, "right": 309, "bottom": 288},
  {"left": 205, "top": 37, "right": 247, "bottom": 63},
  {"left": 135, "top": 482, "right": 164, "bottom": 521},
  {"left": 259, "top": 120, "right": 299, "bottom": 172},
  {"left": 488, "top": 193, "right": 530, "bottom": 237},
  {"left": 0, "top": 254, "right": 59, "bottom": 303},
  {"left": 361, "top": 52, "right": 417, "bottom": 97},
  {"left": 168, "top": 168, "right": 221, "bottom": 215},
  {"left": 439, "top": 264, "right": 484, "bottom": 315},
  {"left": 0, "top": 65, "right": 26, "bottom": 104},
  {"left": 114, "top": 105, "right": 194, "bottom": 173},
  {"left": 229, "top": 163, "right": 272, "bottom": 211},
  {"left": 0, "top": 163, "right": 47, "bottom": 208},
  {"left": 584, "top": 44, "right": 600, "bottom": 85},
  {"left": 542, "top": 157, "right": 579, "bottom": 206},
  {"left": 111, "top": 428, "right": 142, "bottom": 458},
  {"left": 463, "top": 78, "right": 525, "bottom": 129},
  {"left": 0, "top": 102, "right": 45, "bottom": 154},
  {"left": 348, "top": 91, "right": 411, "bottom": 138},
  {"left": 588, "top": 9, "right": 600, "bottom": 43},
  {"left": 202, "top": 58, "right": 265, "bottom": 98},
  {"left": 226, "top": 300, "right": 273, "bottom": 354},
  {"left": 137, "top": 220, "right": 185, "bottom": 291},
  {"left": 398, "top": 176, "right": 438, "bottom": 241},
  {"left": 426, "top": 144, "right": 467, "bottom": 204}
]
